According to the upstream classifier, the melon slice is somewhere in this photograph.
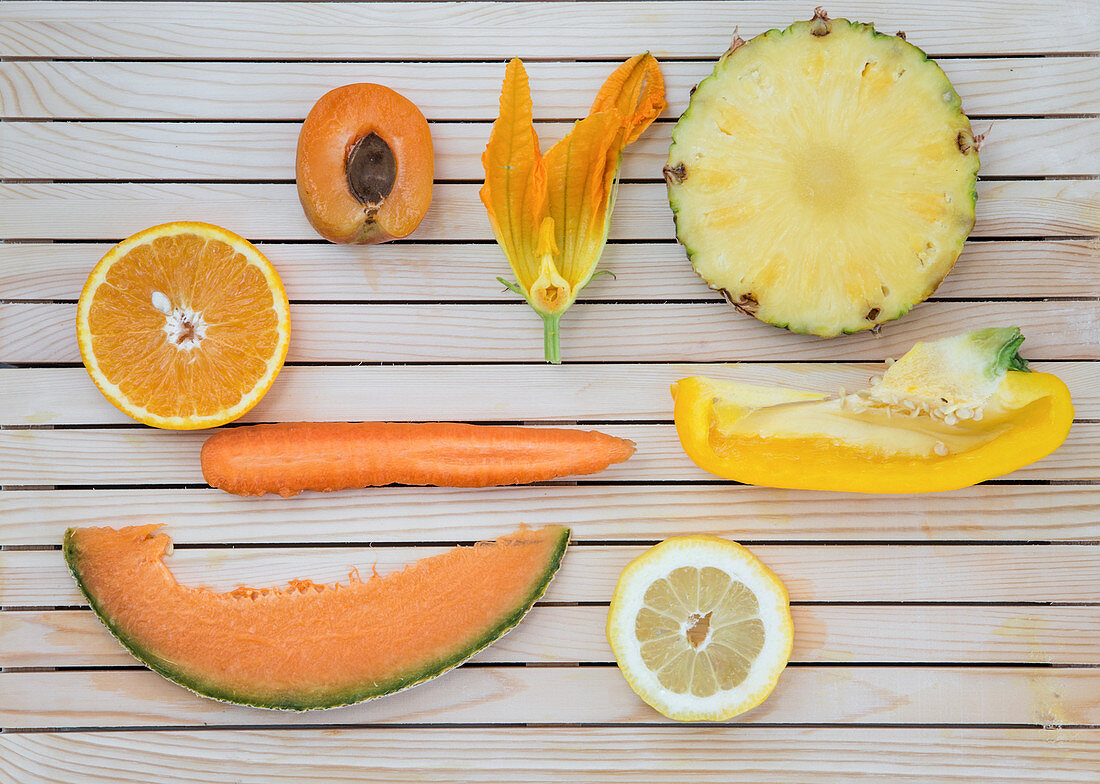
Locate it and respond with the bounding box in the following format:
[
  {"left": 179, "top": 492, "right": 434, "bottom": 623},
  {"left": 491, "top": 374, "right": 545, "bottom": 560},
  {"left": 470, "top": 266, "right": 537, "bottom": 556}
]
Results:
[{"left": 64, "top": 524, "right": 569, "bottom": 710}]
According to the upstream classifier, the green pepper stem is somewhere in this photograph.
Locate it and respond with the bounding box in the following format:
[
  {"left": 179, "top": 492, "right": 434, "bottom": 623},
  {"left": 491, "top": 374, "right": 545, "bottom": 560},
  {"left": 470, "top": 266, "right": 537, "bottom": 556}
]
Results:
[{"left": 542, "top": 313, "right": 562, "bottom": 365}]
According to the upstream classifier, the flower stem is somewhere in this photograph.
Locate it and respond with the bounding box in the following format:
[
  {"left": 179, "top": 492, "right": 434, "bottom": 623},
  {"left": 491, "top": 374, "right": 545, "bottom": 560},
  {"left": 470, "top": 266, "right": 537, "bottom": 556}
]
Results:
[{"left": 542, "top": 313, "right": 563, "bottom": 365}]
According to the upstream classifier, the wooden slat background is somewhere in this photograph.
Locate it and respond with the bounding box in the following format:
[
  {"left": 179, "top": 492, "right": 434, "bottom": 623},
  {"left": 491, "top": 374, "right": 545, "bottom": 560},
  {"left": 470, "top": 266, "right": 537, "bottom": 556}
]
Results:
[
  {"left": 1, "top": 119, "right": 1097, "bottom": 179},
  {"left": 0, "top": 1, "right": 1097, "bottom": 782},
  {"left": 1, "top": 182, "right": 1098, "bottom": 241},
  {"left": 0, "top": 2, "right": 1096, "bottom": 57},
  {"left": 1, "top": 728, "right": 1097, "bottom": 784}
]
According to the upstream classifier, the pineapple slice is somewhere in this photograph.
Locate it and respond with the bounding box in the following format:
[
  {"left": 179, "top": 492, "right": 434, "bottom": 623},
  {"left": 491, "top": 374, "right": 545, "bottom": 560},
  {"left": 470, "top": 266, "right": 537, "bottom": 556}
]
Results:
[{"left": 665, "top": 9, "right": 980, "bottom": 336}]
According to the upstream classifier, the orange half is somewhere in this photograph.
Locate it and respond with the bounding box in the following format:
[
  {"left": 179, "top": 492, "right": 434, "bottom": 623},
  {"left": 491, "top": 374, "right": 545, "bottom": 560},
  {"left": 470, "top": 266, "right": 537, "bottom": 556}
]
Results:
[{"left": 76, "top": 222, "right": 291, "bottom": 429}]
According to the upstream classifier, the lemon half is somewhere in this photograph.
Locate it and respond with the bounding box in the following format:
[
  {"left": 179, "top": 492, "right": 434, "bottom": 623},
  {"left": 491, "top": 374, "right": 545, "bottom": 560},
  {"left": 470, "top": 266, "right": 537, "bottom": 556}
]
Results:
[{"left": 607, "top": 536, "right": 793, "bottom": 721}]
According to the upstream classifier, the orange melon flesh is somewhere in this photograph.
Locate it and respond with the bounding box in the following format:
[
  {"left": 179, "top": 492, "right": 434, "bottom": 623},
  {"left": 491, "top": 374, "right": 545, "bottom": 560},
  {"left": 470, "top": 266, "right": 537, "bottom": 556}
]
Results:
[{"left": 64, "top": 524, "right": 569, "bottom": 710}]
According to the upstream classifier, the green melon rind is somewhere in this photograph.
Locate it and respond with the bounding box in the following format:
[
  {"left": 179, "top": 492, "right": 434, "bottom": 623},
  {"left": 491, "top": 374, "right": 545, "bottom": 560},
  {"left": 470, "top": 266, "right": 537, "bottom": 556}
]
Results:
[
  {"left": 666, "top": 16, "right": 980, "bottom": 336},
  {"left": 63, "top": 526, "right": 571, "bottom": 711}
]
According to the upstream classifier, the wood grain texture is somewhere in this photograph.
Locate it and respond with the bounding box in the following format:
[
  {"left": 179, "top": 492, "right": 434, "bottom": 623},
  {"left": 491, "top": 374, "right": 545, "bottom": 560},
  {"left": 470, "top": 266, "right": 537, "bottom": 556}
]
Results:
[
  {"left": 4, "top": 58, "right": 1096, "bottom": 121},
  {"left": 2, "top": 362, "right": 1097, "bottom": 426},
  {"left": 0, "top": 421, "right": 1094, "bottom": 487},
  {"left": 4, "top": 301, "right": 1099, "bottom": 365},
  {"left": 5, "top": 605, "right": 1098, "bottom": 668},
  {"left": 3, "top": 484, "right": 1099, "bottom": 545},
  {"left": 4, "top": 544, "right": 1097, "bottom": 606},
  {"left": 1, "top": 666, "right": 1096, "bottom": 728},
  {"left": 0, "top": 363, "right": 891, "bottom": 424},
  {"left": 1, "top": 240, "right": 1097, "bottom": 303},
  {"left": 2, "top": 727, "right": 1097, "bottom": 784},
  {"left": 1, "top": 1, "right": 1097, "bottom": 58},
  {"left": 1, "top": 181, "right": 1097, "bottom": 241},
  {"left": 1, "top": 118, "right": 1095, "bottom": 181},
  {"left": 1, "top": 0, "right": 1097, "bottom": 761}
]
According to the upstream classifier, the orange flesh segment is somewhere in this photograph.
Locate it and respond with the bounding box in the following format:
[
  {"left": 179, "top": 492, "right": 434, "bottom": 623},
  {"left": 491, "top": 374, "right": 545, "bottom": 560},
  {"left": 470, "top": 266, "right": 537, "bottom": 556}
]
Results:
[
  {"left": 296, "top": 83, "right": 434, "bottom": 243},
  {"left": 66, "top": 524, "right": 568, "bottom": 708},
  {"left": 85, "top": 231, "right": 283, "bottom": 420},
  {"left": 201, "top": 421, "right": 637, "bottom": 496}
]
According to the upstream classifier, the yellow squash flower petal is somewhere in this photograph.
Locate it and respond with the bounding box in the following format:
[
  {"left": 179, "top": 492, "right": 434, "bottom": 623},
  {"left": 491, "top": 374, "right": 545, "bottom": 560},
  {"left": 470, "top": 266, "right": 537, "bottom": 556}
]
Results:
[
  {"left": 482, "top": 55, "right": 666, "bottom": 364},
  {"left": 543, "top": 111, "right": 621, "bottom": 291},
  {"left": 479, "top": 59, "right": 546, "bottom": 291},
  {"left": 591, "top": 53, "right": 668, "bottom": 146}
]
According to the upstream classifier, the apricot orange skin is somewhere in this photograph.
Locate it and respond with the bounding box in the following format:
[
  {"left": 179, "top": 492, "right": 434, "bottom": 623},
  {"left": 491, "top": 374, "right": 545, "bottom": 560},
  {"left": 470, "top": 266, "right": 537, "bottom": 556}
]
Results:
[{"left": 296, "top": 83, "right": 434, "bottom": 244}]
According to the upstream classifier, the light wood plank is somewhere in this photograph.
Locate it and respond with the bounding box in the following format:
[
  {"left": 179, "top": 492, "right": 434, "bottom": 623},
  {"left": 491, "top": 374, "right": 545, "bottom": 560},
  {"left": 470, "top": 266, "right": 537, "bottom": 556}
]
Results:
[
  {"left": 0, "top": 0, "right": 1094, "bottom": 758},
  {"left": 1, "top": 118, "right": 1094, "bottom": 181},
  {"left": 4, "top": 300, "right": 1099, "bottom": 365},
  {"left": 3, "top": 484, "right": 1099, "bottom": 545},
  {"left": 0, "top": 182, "right": 1094, "bottom": 242},
  {"left": 2, "top": 727, "right": 1097, "bottom": 784},
  {"left": 5, "top": 605, "right": 1098, "bottom": 668},
  {"left": 0, "top": 0, "right": 1096, "bottom": 752},
  {"left": 0, "top": 666, "right": 1096, "bottom": 728},
  {"left": 0, "top": 421, "right": 1094, "bottom": 487},
  {"left": 0, "top": 363, "right": 891, "bottom": 424},
  {"left": 3, "top": 545, "right": 1096, "bottom": 606},
  {"left": 0, "top": 58, "right": 1096, "bottom": 121},
  {"left": 2, "top": 362, "right": 1097, "bottom": 426},
  {"left": 1, "top": 1, "right": 1096, "bottom": 59},
  {"left": 1, "top": 240, "right": 1097, "bottom": 303}
]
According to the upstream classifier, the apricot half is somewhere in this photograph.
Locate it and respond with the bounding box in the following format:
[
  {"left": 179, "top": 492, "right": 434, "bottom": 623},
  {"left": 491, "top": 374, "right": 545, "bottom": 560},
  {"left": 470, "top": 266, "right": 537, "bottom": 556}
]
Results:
[{"left": 296, "top": 84, "right": 434, "bottom": 244}]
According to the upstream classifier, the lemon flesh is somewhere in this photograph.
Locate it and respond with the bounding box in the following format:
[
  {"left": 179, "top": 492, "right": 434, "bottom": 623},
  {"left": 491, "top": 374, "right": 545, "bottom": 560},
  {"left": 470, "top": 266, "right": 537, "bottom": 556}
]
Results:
[{"left": 636, "top": 566, "right": 765, "bottom": 696}]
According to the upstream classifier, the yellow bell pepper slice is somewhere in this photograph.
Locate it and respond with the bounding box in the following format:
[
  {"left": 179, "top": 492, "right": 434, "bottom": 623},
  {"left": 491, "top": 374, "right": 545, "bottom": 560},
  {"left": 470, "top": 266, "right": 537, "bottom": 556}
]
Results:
[{"left": 672, "top": 328, "right": 1074, "bottom": 494}]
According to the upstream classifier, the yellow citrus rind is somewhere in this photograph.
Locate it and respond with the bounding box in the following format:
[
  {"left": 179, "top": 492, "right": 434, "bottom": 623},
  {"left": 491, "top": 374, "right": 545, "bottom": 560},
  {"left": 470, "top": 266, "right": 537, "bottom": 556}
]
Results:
[{"left": 607, "top": 535, "right": 793, "bottom": 721}]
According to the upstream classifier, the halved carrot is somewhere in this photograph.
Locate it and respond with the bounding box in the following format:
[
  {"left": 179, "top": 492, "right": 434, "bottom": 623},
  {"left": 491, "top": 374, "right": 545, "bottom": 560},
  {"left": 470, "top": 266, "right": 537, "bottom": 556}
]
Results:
[{"left": 201, "top": 422, "right": 636, "bottom": 497}]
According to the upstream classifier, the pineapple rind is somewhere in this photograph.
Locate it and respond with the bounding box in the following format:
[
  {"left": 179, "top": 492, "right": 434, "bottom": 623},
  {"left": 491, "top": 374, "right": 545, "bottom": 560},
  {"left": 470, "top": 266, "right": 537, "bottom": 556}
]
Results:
[{"left": 667, "top": 17, "right": 979, "bottom": 337}]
